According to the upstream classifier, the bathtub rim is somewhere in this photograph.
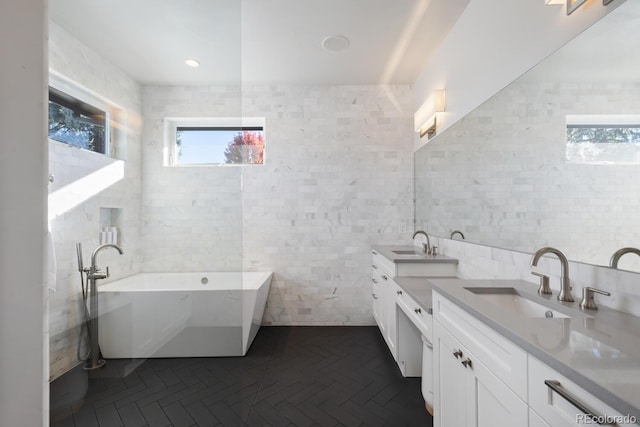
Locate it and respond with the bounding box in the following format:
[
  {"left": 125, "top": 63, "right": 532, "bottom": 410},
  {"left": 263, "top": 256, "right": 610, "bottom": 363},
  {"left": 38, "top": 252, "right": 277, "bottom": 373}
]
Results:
[{"left": 98, "top": 271, "right": 273, "bottom": 293}]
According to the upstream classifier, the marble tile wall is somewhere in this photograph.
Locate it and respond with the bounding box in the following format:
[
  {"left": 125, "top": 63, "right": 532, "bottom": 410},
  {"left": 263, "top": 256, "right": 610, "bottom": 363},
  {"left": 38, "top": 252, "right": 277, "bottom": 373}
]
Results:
[
  {"left": 48, "top": 22, "right": 142, "bottom": 380},
  {"left": 140, "top": 85, "right": 244, "bottom": 272},
  {"left": 141, "top": 84, "right": 415, "bottom": 325}
]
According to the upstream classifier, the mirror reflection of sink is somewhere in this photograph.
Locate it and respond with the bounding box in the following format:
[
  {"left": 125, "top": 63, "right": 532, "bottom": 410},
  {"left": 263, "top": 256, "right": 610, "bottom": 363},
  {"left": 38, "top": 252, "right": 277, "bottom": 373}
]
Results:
[
  {"left": 464, "top": 287, "right": 571, "bottom": 319},
  {"left": 392, "top": 250, "right": 423, "bottom": 255}
]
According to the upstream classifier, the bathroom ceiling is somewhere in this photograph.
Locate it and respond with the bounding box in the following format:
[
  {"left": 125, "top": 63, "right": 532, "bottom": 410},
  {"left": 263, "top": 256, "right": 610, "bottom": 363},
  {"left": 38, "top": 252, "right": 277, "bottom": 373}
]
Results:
[{"left": 49, "top": 0, "right": 470, "bottom": 85}]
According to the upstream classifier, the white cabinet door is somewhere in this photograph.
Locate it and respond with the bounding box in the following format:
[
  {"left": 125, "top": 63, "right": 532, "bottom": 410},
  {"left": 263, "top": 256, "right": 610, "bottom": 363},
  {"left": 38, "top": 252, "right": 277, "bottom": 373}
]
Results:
[
  {"left": 372, "top": 250, "right": 396, "bottom": 359},
  {"left": 469, "top": 346, "right": 528, "bottom": 427},
  {"left": 433, "top": 321, "right": 527, "bottom": 427},
  {"left": 433, "top": 321, "right": 467, "bottom": 427},
  {"left": 432, "top": 292, "right": 527, "bottom": 400},
  {"left": 381, "top": 273, "right": 397, "bottom": 358}
]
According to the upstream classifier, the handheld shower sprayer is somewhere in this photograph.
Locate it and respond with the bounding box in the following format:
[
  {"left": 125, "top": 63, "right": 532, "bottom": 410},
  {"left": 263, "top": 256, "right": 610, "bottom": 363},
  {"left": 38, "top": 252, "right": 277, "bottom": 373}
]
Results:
[
  {"left": 76, "top": 243, "right": 91, "bottom": 362},
  {"left": 76, "top": 242, "right": 84, "bottom": 273}
]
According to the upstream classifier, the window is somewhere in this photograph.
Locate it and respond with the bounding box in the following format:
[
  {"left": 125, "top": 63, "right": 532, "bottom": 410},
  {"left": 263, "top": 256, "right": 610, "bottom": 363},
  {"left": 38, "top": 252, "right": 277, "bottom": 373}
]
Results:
[
  {"left": 566, "top": 115, "right": 640, "bottom": 164},
  {"left": 48, "top": 87, "right": 109, "bottom": 154},
  {"left": 165, "top": 118, "right": 265, "bottom": 166}
]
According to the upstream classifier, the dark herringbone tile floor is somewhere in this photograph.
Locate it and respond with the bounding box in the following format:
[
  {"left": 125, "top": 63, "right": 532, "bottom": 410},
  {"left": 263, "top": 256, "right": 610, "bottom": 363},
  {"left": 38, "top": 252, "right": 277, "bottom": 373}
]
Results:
[{"left": 50, "top": 326, "right": 433, "bottom": 427}]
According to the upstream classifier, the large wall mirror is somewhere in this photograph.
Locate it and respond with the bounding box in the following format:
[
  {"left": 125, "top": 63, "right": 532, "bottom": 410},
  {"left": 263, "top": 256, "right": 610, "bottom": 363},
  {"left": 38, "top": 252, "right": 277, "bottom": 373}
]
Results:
[{"left": 415, "top": 0, "right": 640, "bottom": 273}]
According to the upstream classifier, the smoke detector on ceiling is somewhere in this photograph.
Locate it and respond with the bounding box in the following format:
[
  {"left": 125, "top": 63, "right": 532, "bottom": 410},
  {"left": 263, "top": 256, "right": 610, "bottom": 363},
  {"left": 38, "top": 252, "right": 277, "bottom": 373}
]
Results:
[{"left": 321, "top": 35, "right": 350, "bottom": 52}]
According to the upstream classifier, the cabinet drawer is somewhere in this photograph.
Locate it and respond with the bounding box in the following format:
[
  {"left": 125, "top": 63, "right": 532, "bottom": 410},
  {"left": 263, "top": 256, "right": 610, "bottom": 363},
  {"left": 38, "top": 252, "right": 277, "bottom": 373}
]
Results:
[
  {"left": 372, "top": 250, "right": 395, "bottom": 276},
  {"left": 432, "top": 291, "right": 528, "bottom": 400},
  {"left": 528, "top": 356, "right": 636, "bottom": 426},
  {"left": 396, "top": 289, "right": 432, "bottom": 342}
]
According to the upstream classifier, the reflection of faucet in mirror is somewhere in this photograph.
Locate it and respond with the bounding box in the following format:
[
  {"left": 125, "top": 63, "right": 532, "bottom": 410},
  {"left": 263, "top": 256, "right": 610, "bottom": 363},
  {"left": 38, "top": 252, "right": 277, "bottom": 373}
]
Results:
[
  {"left": 531, "top": 247, "right": 574, "bottom": 303},
  {"left": 412, "top": 230, "right": 431, "bottom": 254},
  {"left": 609, "top": 247, "right": 640, "bottom": 269},
  {"left": 450, "top": 230, "right": 465, "bottom": 240}
]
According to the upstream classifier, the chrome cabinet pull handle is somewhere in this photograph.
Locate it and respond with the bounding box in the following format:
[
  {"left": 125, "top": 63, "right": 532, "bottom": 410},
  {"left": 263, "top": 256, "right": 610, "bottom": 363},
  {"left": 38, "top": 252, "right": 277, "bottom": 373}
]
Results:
[
  {"left": 461, "top": 358, "right": 472, "bottom": 368},
  {"left": 372, "top": 250, "right": 377, "bottom": 255},
  {"left": 414, "top": 307, "right": 422, "bottom": 314},
  {"left": 372, "top": 264, "right": 377, "bottom": 269},
  {"left": 453, "top": 349, "right": 463, "bottom": 359},
  {"left": 381, "top": 275, "right": 388, "bottom": 281},
  {"left": 372, "top": 279, "right": 378, "bottom": 283},
  {"left": 544, "top": 380, "right": 617, "bottom": 426},
  {"left": 397, "top": 290, "right": 403, "bottom": 295},
  {"left": 372, "top": 294, "right": 379, "bottom": 300}
]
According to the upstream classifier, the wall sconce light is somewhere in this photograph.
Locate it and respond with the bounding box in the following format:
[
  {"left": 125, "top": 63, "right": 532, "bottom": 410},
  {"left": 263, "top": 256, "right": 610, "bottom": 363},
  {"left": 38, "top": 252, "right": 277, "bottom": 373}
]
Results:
[{"left": 416, "top": 89, "right": 445, "bottom": 140}]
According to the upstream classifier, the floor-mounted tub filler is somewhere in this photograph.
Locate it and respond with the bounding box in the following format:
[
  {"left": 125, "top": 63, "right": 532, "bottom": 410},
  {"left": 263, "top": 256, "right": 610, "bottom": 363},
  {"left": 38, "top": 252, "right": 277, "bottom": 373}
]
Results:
[
  {"left": 98, "top": 272, "right": 273, "bottom": 358},
  {"left": 76, "top": 242, "right": 124, "bottom": 371}
]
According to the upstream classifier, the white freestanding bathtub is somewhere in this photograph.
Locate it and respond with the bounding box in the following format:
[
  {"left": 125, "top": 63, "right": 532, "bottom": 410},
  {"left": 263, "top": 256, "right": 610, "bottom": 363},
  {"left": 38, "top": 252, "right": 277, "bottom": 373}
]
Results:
[{"left": 97, "top": 272, "right": 272, "bottom": 358}]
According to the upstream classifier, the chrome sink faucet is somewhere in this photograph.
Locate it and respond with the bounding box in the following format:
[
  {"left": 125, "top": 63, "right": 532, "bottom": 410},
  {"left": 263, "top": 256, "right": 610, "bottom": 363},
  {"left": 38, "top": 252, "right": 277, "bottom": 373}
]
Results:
[
  {"left": 412, "top": 230, "right": 431, "bottom": 254},
  {"left": 609, "top": 247, "right": 640, "bottom": 268},
  {"left": 530, "top": 247, "right": 574, "bottom": 303}
]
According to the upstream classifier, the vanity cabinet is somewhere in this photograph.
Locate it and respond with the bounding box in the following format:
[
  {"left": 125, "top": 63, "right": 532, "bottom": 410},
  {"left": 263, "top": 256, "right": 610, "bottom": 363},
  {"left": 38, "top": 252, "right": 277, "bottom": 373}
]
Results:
[
  {"left": 432, "top": 291, "right": 528, "bottom": 427},
  {"left": 432, "top": 290, "right": 637, "bottom": 427},
  {"left": 371, "top": 251, "right": 398, "bottom": 359},
  {"left": 371, "top": 248, "right": 445, "bottom": 376}
]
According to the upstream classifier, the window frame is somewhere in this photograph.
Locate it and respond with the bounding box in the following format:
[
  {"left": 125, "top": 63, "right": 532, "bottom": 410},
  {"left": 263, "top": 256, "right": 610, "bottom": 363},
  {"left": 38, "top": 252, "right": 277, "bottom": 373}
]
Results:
[
  {"left": 565, "top": 114, "right": 640, "bottom": 164},
  {"left": 48, "top": 71, "right": 123, "bottom": 159},
  {"left": 164, "top": 117, "right": 266, "bottom": 167},
  {"left": 48, "top": 86, "right": 110, "bottom": 155}
]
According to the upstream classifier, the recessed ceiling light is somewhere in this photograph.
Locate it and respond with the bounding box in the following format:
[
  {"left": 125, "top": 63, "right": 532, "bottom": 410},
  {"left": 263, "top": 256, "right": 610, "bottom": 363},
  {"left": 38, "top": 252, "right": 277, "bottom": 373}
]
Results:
[
  {"left": 185, "top": 59, "right": 200, "bottom": 67},
  {"left": 321, "top": 35, "right": 350, "bottom": 52}
]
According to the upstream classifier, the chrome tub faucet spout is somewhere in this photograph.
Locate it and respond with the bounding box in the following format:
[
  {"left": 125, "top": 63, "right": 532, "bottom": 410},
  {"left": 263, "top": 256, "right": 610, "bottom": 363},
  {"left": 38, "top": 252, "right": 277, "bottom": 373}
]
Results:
[{"left": 89, "top": 243, "right": 124, "bottom": 279}]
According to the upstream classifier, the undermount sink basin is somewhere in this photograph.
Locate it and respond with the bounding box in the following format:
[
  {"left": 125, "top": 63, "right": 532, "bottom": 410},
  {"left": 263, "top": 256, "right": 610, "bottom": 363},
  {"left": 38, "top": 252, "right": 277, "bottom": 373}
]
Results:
[
  {"left": 464, "top": 287, "right": 570, "bottom": 319},
  {"left": 392, "top": 250, "right": 424, "bottom": 255}
]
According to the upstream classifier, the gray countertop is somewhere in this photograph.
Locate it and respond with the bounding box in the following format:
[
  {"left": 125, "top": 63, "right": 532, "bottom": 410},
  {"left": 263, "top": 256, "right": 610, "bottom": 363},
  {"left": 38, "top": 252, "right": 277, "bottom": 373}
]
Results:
[
  {"left": 372, "top": 245, "right": 459, "bottom": 264},
  {"left": 393, "top": 277, "right": 640, "bottom": 421}
]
